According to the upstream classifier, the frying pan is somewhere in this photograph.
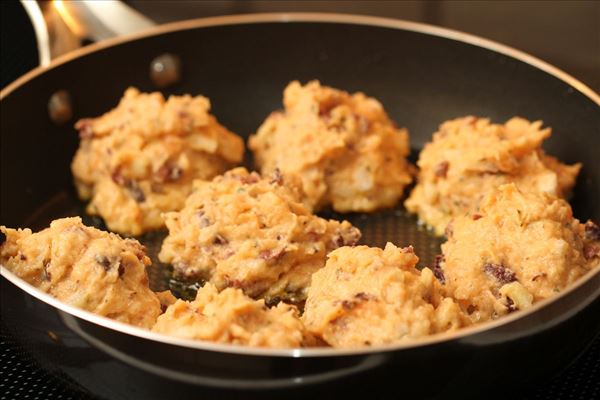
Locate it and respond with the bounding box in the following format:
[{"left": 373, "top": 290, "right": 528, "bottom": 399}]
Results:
[{"left": 1, "top": 13, "right": 599, "bottom": 400}]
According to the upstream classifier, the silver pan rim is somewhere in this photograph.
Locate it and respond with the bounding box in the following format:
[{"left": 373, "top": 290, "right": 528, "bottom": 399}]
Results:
[
  {"left": 1, "top": 12, "right": 599, "bottom": 358},
  {"left": 2, "top": 259, "right": 599, "bottom": 357}
]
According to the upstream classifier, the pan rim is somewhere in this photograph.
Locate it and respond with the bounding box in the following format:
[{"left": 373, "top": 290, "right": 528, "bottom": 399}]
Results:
[
  {"left": 2, "top": 259, "right": 599, "bottom": 357},
  {"left": 0, "top": 12, "right": 599, "bottom": 104},
  {"left": 1, "top": 12, "right": 599, "bottom": 358}
]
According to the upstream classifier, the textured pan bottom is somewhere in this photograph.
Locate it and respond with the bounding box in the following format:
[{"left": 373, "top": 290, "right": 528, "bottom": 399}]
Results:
[{"left": 24, "top": 190, "right": 443, "bottom": 300}]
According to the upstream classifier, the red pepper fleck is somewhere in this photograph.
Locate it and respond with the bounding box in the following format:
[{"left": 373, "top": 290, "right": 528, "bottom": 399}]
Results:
[
  {"left": 118, "top": 262, "right": 125, "bottom": 277},
  {"left": 112, "top": 170, "right": 146, "bottom": 202},
  {"left": 156, "top": 163, "right": 183, "bottom": 183},
  {"left": 43, "top": 260, "right": 51, "bottom": 281},
  {"left": 269, "top": 168, "right": 283, "bottom": 185},
  {"left": 111, "top": 168, "right": 129, "bottom": 186},
  {"left": 583, "top": 244, "right": 600, "bottom": 260},
  {"left": 128, "top": 181, "right": 146, "bottom": 203},
  {"left": 135, "top": 250, "right": 145, "bottom": 262},
  {"left": 431, "top": 255, "right": 446, "bottom": 284},
  {"left": 341, "top": 300, "right": 356, "bottom": 310},
  {"left": 532, "top": 273, "right": 546, "bottom": 282},
  {"left": 506, "top": 297, "right": 517, "bottom": 313},
  {"left": 265, "top": 296, "right": 282, "bottom": 307},
  {"left": 95, "top": 255, "right": 113, "bottom": 271},
  {"left": 213, "top": 234, "right": 228, "bottom": 245},
  {"left": 238, "top": 173, "right": 260, "bottom": 185},
  {"left": 259, "top": 248, "right": 286, "bottom": 262},
  {"left": 354, "top": 292, "right": 375, "bottom": 301},
  {"left": 225, "top": 277, "right": 243, "bottom": 288},
  {"left": 75, "top": 119, "right": 94, "bottom": 139},
  {"left": 584, "top": 220, "right": 600, "bottom": 241},
  {"left": 484, "top": 263, "right": 517, "bottom": 285},
  {"left": 198, "top": 212, "right": 211, "bottom": 228},
  {"left": 332, "top": 227, "right": 361, "bottom": 248},
  {"left": 318, "top": 99, "right": 341, "bottom": 118},
  {"left": 435, "top": 161, "right": 449, "bottom": 178},
  {"left": 306, "top": 232, "right": 320, "bottom": 241}
]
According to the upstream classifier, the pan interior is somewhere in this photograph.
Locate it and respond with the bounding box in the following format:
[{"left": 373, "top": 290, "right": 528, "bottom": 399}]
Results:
[
  {"left": 2, "top": 19, "right": 598, "bottom": 307},
  {"left": 22, "top": 164, "right": 443, "bottom": 300}
]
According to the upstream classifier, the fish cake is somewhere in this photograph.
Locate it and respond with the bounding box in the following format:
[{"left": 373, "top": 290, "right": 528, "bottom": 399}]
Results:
[
  {"left": 159, "top": 167, "right": 361, "bottom": 303},
  {"left": 405, "top": 116, "right": 581, "bottom": 236},
  {"left": 0, "top": 217, "right": 161, "bottom": 329},
  {"left": 438, "top": 184, "right": 600, "bottom": 322},
  {"left": 153, "top": 283, "right": 305, "bottom": 348},
  {"left": 72, "top": 87, "right": 244, "bottom": 236},
  {"left": 302, "top": 243, "right": 469, "bottom": 347},
  {"left": 249, "top": 80, "right": 413, "bottom": 212}
]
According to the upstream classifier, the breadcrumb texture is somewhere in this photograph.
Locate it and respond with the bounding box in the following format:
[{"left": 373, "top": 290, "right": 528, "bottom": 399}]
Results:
[
  {"left": 405, "top": 116, "right": 581, "bottom": 236},
  {"left": 72, "top": 87, "right": 244, "bottom": 236},
  {"left": 152, "top": 283, "right": 305, "bottom": 348},
  {"left": 249, "top": 80, "right": 413, "bottom": 212},
  {"left": 0, "top": 217, "right": 161, "bottom": 328},
  {"left": 302, "top": 243, "right": 469, "bottom": 347},
  {"left": 440, "top": 184, "right": 600, "bottom": 322},
  {"left": 159, "top": 168, "right": 361, "bottom": 303}
]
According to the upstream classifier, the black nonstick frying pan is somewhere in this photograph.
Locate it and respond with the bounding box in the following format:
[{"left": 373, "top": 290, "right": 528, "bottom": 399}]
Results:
[{"left": 1, "top": 13, "right": 599, "bottom": 400}]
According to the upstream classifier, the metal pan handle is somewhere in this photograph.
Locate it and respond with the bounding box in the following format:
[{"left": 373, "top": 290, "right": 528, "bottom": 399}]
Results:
[{"left": 21, "top": 0, "right": 155, "bottom": 66}]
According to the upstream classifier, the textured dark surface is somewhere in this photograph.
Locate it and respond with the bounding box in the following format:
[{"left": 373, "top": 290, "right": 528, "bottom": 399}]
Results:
[
  {"left": 1, "top": 325, "right": 598, "bottom": 400},
  {"left": 0, "top": 329, "right": 95, "bottom": 400}
]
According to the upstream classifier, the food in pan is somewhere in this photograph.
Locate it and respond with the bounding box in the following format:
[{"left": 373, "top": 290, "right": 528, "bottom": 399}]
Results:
[
  {"left": 302, "top": 243, "right": 469, "bottom": 347},
  {"left": 249, "top": 80, "right": 413, "bottom": 213},
  {"left": 0, "top": 217, "right": 161, "bottom": 329},
  {"left": 405, "top": 116, "right": 581, "bottom": 236},
  {"left": 71, "top": 87, "right": 245, "bottom": 236},
  {"left": 159, "top": 167, "right": 361, "bottom": 303},
  {"left": 438, "top": 184, "right": 600, "bottom": 323},
  {"left": 152, "top": 283, "right": 306, "bottom": 348},
  {"left": 2, "top": 84, "right": 597, "bottom": 350}
]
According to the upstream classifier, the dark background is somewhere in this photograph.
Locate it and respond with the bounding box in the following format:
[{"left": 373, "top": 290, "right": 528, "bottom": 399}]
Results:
[
  {"left": 129, "top": 0, "right": 600, "bottom": 94},
  {"left": 1, "top": 1, "right": 599, "bottom": 399},
  {"left": 2, "top": 1, "right": 599, "bottom": 92}
]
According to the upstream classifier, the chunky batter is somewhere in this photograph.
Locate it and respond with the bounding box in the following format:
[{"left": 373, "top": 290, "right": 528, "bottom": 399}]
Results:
[
  {"left": 405, "top": 116, "right": 581, "bottom": 236},
  {"left": 152, "top": 283, "right": 305, "bottom": 348},
  {"left": 302, "top": 243, "right": 469, "bottom": 347},
  {"left": 72, "top": 87, "right": 244, "bottom": 236},
  {"left": 249, "top": 80, "right": 413, "bottom": 212},
  {"left": 159, "top": 167, "right": 361, "bottom": 303},
  {"left": 438, "top": 184, "right": 600, "bottom": 322},
  {"left": 0, "top": 217, "right": 161, "bottom": 328}
]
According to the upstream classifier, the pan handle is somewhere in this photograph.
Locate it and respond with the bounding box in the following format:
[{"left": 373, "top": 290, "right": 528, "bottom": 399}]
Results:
[{"left": 21, "top": 0, "right": 155, "bottom": 66}]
